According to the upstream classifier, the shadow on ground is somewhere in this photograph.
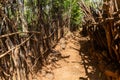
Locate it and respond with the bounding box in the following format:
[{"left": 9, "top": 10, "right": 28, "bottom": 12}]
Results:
[
  {"left": 70, "top": 34, "right": 106, "bottom": 80},
  {"left": 79, "top": 39, "right": 106, "bottom": 80}
]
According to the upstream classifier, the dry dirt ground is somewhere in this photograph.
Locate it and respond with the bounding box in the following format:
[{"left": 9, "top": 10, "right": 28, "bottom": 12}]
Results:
[{"left": 34, "top": 32, "right": 105, "bottom": 80}]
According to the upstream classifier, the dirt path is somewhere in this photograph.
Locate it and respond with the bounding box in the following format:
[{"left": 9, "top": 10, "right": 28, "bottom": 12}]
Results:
[
  {"left": 35, "top": 32, "right": 104, "bottom": 80},
  {"left": 53, "top": 33, "right": 87, "bottom": 80}
]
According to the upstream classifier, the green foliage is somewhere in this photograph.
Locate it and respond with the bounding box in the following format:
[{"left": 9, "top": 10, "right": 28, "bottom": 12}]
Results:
[
  {"left": 71, "top": 0, "right": 83, "bottom": 27},
  {"left": 5, "top": 0, "right": 85, "bottom": 31},
  {"left": 24, "top": 0, "right": 36, "bottom": 24}
]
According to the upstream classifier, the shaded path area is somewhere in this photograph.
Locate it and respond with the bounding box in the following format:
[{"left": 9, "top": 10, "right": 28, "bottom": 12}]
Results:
[{"left": 36, "top": 32, "right": 105, "bottom": 80}]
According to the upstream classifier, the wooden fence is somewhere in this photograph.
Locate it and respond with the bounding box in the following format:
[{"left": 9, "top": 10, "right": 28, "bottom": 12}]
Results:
[
  {"left": 0, "top": 4, "right": 68, "bottom": 80},
  {"left": 80, "top": 0, "right": 120, "bottom": 79}
]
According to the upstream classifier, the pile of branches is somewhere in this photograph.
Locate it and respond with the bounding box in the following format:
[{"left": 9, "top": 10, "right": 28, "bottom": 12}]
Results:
[
  {"left": 0, "top": 0, "right": 67, "bottom": 80},
  {"left": 80, "top": 0, "right": 120, "bottom": 79}
]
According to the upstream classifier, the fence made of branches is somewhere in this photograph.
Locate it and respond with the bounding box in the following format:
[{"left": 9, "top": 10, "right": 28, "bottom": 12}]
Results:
[
  {"left": 80, "top": 0, "right": 120, "bottom": 79},
  {"left": 0, "top": 0, "right": 68, "bottom": 80}
]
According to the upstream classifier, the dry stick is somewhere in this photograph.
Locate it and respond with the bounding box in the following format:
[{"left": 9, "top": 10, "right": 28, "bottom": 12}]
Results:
[
  {"left": 43, "top": 29, "right": 55, "bottom": 39},
  {"left": 0, "top": 34, "right": 33, "bottom": 58},
  {"left": 114, "top": 0, "right": 118, "bottom": 11},
  {"left": 0, "top": 31, "right": 41, "bottom": 39},
  {"left": 0, "top": 28, "right": 57, "bottom": 39},
  {"left": 79, "top": 2, "right": 96, "bottom": 24},
  {"left": 114, "top": 20, "right": 120, "bottom": 26}
]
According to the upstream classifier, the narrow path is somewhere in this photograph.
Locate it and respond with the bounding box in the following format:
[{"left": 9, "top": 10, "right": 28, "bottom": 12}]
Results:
[
  {"left": 35, "top": 32, "right": 104, "bottom": 80},
  {"left": 53, "top": 33, "right": 87, "bottom": 80}
]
